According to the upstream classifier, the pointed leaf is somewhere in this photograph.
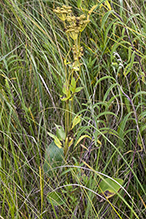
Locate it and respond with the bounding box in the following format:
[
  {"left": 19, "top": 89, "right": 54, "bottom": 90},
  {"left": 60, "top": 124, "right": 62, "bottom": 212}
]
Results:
[
  {"left": 65, "top": 137, "right": 74, "bottom": 148},
  {"left": 47, "top": 191, "right": 65, "bottom": 206},
  {"left": 75, "top": 87, "right": 83, "bottom": 93},
  {"left": 105, "top": 0, "right": 112, "bottom": 10},
  {"left": 77, "top": 0, "right": 82, "bottom": 8},
  {"left": 54, "top": 138, "right": 62, "bottom": 148},
  {"left": 55, "top": 124, "right": 65, "bottom": 141},
  {"left": 71, "top": 77, "right": 76, "bottom": 88},
  {"left": 70, "top": 77, "right": 76, "bottom": 92},
  {"left": 62, "top": 85, "right": 68, "bottom": 95},
  {"left": 74, "top": 135, "right": 91, "bottom": 147},
  {"left": 124, "top": 51, "right": 135, "bottom": 76},
  {"left": 98, "top": 177, "right": 124, "bottom": 199},
  {"left": 87, "top": 4, "right": 98, "bottom": 20},
  {"left": 101, "top": 10, "right": 114, "bottom": 30},
  {"left": 60, "top": 95, "right": 71, "bottom": 101},
  {"left": 47, "top": 132, "right": 62, "bottom": 148},
  {"left": 71, "top": 114, "right": 82, "bottom": 129}
]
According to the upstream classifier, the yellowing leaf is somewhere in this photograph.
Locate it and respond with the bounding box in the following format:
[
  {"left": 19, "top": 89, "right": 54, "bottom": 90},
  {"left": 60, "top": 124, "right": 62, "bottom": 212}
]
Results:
[
  {"left": 98, "top": 178, "right": 124, "bottom": 201},
  {"left": 105, "top": 0, "right": 111, "bottom": 10},
  {"left": 71, "top": 114, "right": 82, "bottom": 129},
  {"left": 87, "top": 4, "right": 98, "bottom": 20},
  {"left": 81, "top": 144, "right": 89, "bottom": 150},
  {"left": 47, "top": 132, "right": 62, "bottom": 148},
  {"left": 74, "top": 135, "right": 91, "bottom": 147},
  {"left": 60, "top": 95, "right": 71, "bottom": 101},
  {"left": 65, "top": 137, "right": 74, "bottom": 148},
  {"left": 100, "top": 0, "right": 111, "bottom": 10},
  {"left": 54, "top": 138, "right": 62, "bottom": 149}
]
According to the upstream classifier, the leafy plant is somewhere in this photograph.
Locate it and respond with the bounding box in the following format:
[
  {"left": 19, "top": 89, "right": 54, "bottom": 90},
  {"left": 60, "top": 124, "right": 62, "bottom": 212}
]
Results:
[
  {"left": 44, "top": 4, "right": 92, "bottom": 171},
  {"left": 0, "top": 0, "right": 146, "bottom": 218}
]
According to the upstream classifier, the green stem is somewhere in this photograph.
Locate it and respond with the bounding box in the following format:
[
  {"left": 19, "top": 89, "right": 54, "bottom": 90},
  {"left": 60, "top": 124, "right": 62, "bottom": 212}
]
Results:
[{"left": 64, "top": 98, "right": 70, "bottom": 157}]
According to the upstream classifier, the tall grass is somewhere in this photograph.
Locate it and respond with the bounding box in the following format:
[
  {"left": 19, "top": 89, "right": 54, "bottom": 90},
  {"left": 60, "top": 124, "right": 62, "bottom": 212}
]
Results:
[{"left": 0, "top": 0, "right": 146, "bottom": 218}]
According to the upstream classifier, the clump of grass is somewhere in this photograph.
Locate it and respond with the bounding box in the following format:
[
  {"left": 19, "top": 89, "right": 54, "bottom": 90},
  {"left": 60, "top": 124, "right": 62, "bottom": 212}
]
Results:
[{"left": 0, "top": 0, "right": 146, "bottom": 218}]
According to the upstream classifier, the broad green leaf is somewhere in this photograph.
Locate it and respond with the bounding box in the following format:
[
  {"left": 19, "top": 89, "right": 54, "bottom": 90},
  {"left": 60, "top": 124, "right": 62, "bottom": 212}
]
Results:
[
  {"left": 62, "top": 85, "right": 68, "bottom": 95},
  {"left": 77, "top": 0, "right": 82, "bottom": 8},
  {"left": 98, "top": 178, "right": 124, "bottom": 199},
  {"left": 55, "top": 124, "right": 65, "bottom": 141},
  {"left": 75, "top": 87, "right": 83, "bottom": 93},
  {"left": 43, "top": 141, "right": 64, "bottom": 174},
  {"left": 71, "top": 77, "right": 76, "bottom": 88},
  {"left": 47, "top": 191, "right": 65, "bottom": 206},
  {"left": 70, "top": 77, "right": 76, "bottom": 92},
  {"left": 71, "top": 114, "right": 82, "bottom": 129}
]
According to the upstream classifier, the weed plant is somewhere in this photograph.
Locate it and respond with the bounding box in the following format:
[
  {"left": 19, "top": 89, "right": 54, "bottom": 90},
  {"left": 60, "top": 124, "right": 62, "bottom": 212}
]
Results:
[{"left": 0, "top": 0, "right": 146, "bottom": 218}]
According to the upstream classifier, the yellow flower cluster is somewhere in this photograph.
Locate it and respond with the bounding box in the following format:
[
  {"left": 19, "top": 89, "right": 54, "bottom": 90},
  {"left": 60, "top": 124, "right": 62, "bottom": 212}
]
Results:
[
  {"left": 53, "top": 5, "right": 90, "bottom": 70},
  {"left": 72, "top": 45, "right": 83, "bottom": 61},
  {"left": 53, "top": 5, "right": 90, "bottom": 40},
  {"left": 53, "top": 5, "right": 72, "bottom": 21},
  {"left": 66, "top": 14, "right": 90, "bottom": 40}
]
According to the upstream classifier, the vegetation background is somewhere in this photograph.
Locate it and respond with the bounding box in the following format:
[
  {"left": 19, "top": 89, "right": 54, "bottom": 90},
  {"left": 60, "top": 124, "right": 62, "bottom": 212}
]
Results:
[{"left": 0, "top": 0, "right": 146, "bottom": 218}]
